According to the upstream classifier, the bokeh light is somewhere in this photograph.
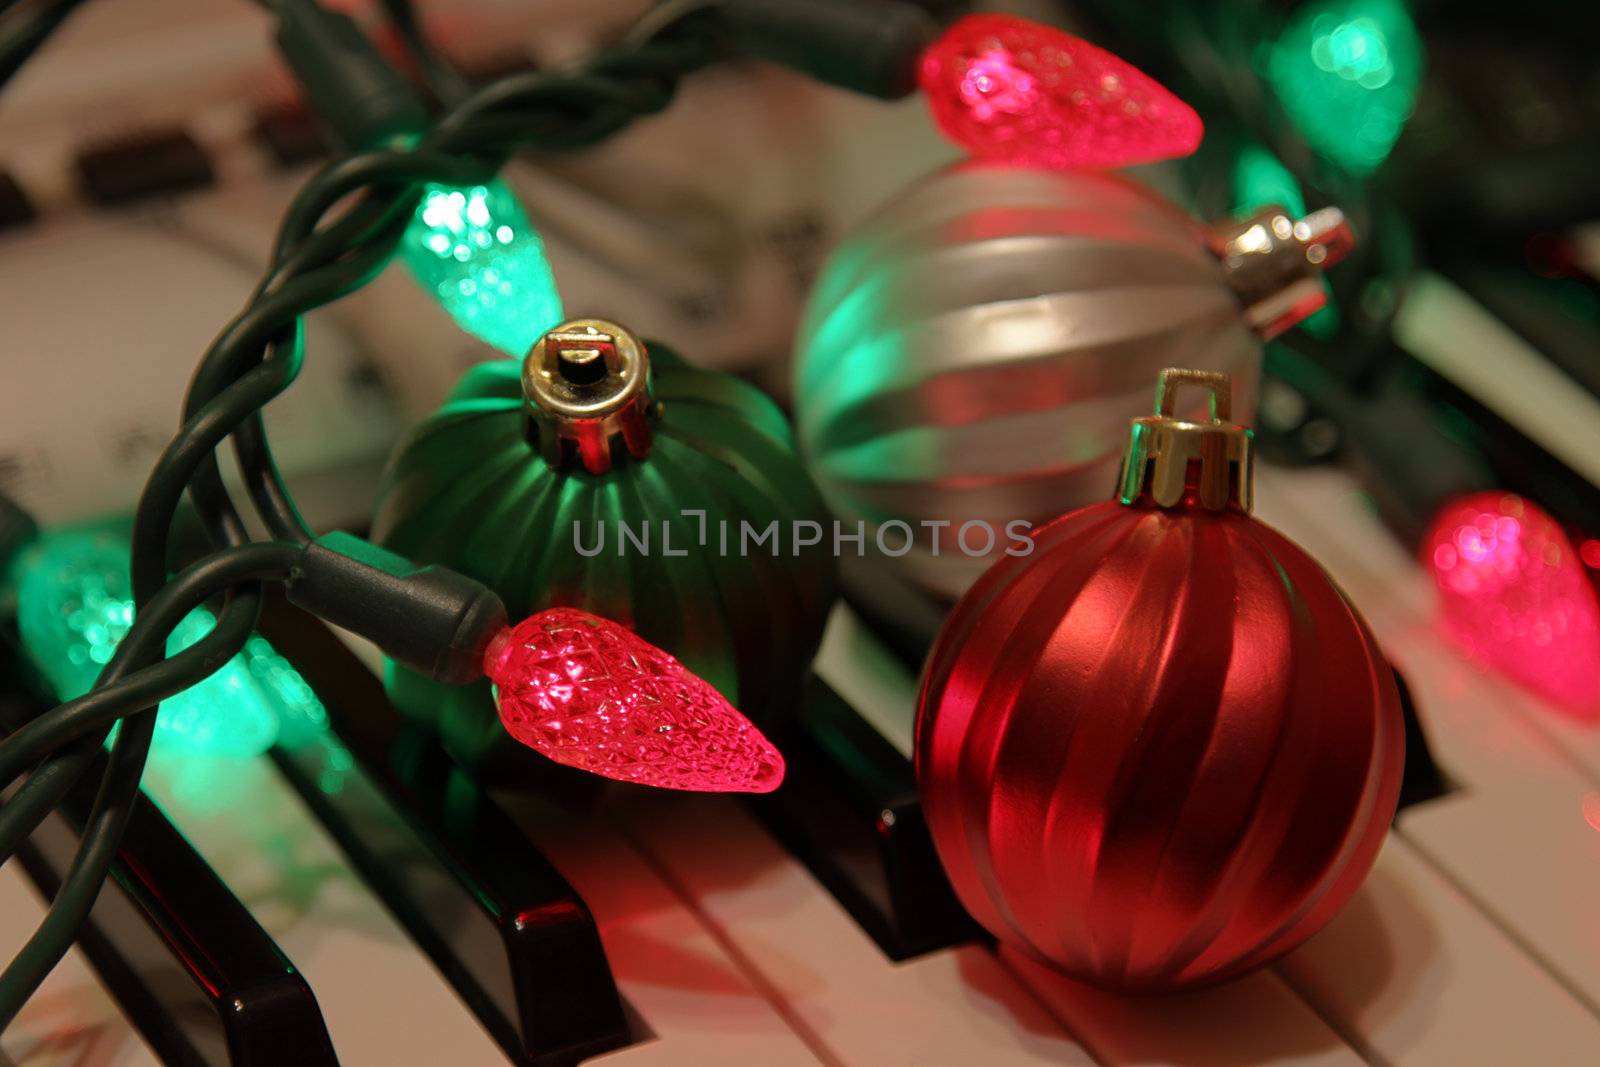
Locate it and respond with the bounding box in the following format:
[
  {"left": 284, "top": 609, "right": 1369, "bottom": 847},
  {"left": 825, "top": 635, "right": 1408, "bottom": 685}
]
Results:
[
  {"left": 920, "top": 14, "right": 1203, "bottom": 170},
  {"left": 1423, "top": 493, "right": 1600, "bottom": 717},
  {"left": 485, "top": 608, "right": 784, "bottom": 793},
  {"left": 402, "top": 179, "right": 564, "bottom": 358},
  {"left": 11, "top": 528, "right": 327, "bottom": 758},
  {"left": 1267, "top": 0, "right": 1423, "bottom": 174}
]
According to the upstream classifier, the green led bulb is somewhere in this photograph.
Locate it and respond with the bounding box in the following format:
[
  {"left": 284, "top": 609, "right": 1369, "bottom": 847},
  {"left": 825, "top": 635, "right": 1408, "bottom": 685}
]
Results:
[
  {"left": 1232, "top": 144, "right": 1339, "bottom": 338},
  {"left": 1267, "top": 0, "right": 1423, "bottom": 175},
  {"left": 10, "top": 529, "right": 327, "bottom": 759},
  {"left": 1234, "top": 144, "right": 1308, "bottom": 219},
  {"left": 401, "top": 179, "right": 565, "bottom": 358}
]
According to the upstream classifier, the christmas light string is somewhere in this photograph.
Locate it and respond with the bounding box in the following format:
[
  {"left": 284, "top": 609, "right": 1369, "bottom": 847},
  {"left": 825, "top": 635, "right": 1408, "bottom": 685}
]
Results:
[{"left": 0, "top": 4, "right": 724, "bottom": 1026}]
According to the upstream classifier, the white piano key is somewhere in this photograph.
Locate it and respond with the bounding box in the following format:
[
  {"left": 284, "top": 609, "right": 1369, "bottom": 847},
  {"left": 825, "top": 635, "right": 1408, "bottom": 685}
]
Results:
[
  {"left": 1253, "top": 465, "right": 1437, "bottom": 624},
  {"left": 814, "top": 604, "right": 919, "bottom": 758},
  {"left": 135, "top": 751, "right": 506, "bottom": 1066},
  {"left": 1398, "top": 789, "right": 1600, "bottom": 1016},
  {"left": 0, "top": 867, "right": 157, "bottom": 1067},
  {"left": 999, "top": 946, "right": 1364, "bottom": 1067},
  {"left": 616, "top": 795, "right": 1096, "bottom": 1067},
  {"left": 1481, "top": 669, "right": 1600, "bottom": 786},
  {"left": 1277, "top": 835, "right": 1600, "bottom": 1066},
  {"left": 1256, "top": 465, "right": 1595, "bottom": 792},
  {"left": 1394, "top": 272, "right": 1600, "bottom": 491},
  {"left": 1377, "top": 624, "right": 1588, "bottom": 793},
  {"left": 328, "top": 626, "right": 387, "bottom": 677},
  {"left": 504, "top": 801, "right": 823, "bottom": 1066}
]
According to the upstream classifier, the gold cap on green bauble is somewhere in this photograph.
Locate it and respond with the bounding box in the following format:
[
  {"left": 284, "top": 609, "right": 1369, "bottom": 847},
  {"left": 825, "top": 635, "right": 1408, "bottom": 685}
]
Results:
[
  {"left": 1117, "top": 368, "right": 1255, "bottom": 513},
  {"left": 523, "top": 318, "right": 656, "bottom": 475}
]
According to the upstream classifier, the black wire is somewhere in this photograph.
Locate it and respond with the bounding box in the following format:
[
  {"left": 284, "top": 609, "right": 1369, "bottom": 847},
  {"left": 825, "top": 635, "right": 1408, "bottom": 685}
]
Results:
[
  {"left": 0, "top": 738, "right": 97, "bottom": 860},
  {"left": 222, "top": 2, "right": 488, "bottom": 546},
  {"left": 131, "top": 359, "right": 298, "bottom": 597},
  {"left": 184, "top": 207, "right": 415, "bottom": 547},
  {"left": 229, "top": 339, "right": 313, "bottom": 543},
  {"left": 378, "top": 0, "right": 472, "bottom": 106},
  {"left": 232, "top": 412, "right": 312, "bottom": 543}
]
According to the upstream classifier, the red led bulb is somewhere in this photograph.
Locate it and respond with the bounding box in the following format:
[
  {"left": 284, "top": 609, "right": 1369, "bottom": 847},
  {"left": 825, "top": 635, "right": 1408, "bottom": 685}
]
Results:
[
  {"left": 484, "top": 608, "right": 785, "bottom": 792},
  {"left": 919, "top": 14, "right": 1203, "bottom": 170},
  {"left": 1424, "top": 493, "right": 1600, "bottom": 717}
]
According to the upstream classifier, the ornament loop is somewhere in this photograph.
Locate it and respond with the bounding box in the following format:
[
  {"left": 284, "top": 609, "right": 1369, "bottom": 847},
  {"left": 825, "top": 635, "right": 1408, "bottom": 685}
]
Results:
[
  {"left": 1154, "top": 368, "right": 1231, "bottom": 422},
  {"left": 1118, "top": 368, "right": 1254, "bottom": 513},
  {"left": 523, "top": 318, "right": 655, "bottom": 474}
]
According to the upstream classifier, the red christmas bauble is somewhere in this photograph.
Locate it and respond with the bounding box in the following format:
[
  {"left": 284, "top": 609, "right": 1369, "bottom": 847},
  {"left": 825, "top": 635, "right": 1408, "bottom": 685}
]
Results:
[{"left": 915, "top": 370, "right": 1404, "bottom": 992}]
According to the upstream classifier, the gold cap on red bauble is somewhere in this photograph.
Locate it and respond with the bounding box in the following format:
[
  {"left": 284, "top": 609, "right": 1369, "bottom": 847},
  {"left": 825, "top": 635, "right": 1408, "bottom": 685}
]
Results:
[{"left": 1117, "top": 368, "right": 1255, "bottom": 513}]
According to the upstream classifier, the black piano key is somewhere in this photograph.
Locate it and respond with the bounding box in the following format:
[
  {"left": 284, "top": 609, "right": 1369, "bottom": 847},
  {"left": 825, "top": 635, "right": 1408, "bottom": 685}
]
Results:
[
  {"left": 1393, "top": 666, "right": 1451, "bottom": 811},
  {"left": 0, "top": 492, "right": 36, "bottom": 567},
  {"left": 838, "top": 552, "right": 944, "bottom": 675},
  {"left": 1400, "top": 355, "right": 1600, "bottom": 549},
  {"left": 0, "top": 662, "right": 338, "bottom": 1067},
  {"left": 458, "top": 54, "right": 533, "bottom": 85},
  {"left": 0, "top": 170, "right": 35, "bottom": 230},
  {"left": 253, "top": 104, "right": 332, "bottom": 169},
  {"left": 257, "top": 602, "right": 631, "bottom": 1067},
  {"left": 750, "top": 675, "right": 981, "bottom": 960},
  {"left": 76, "top": 131, "right": 215, "bottom": 206}
]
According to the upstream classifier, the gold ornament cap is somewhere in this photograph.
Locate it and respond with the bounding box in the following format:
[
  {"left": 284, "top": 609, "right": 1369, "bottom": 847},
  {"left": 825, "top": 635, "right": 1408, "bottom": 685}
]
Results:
[
  {"left": 1117, "top": 369, "right": 1254, "bottom": 513},
  {"left": 523, "top": 318, "right": 656, "bottom": 474}
]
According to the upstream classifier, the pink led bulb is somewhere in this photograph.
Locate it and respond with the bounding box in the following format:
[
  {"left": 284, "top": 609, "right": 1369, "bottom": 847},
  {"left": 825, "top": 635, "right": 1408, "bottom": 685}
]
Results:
[
  {"left": 1424, "top": 493, "right": 1600, "bottom": 718},
  {"left": 484, "top": 608, "right": 785, "bottom": 792},
  {"left": 919, "top": 15, "right": 1203, "bottom": 170}
]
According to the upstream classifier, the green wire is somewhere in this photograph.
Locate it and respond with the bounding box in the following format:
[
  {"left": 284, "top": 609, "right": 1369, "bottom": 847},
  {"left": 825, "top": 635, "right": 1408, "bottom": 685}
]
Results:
[
  {"left": 0, "top": 17, "right": 721, "bottom": 1030},
  {"left": 0, "top": 546, "right": 296, "bottom": 1027},
  {"left": 377, "top": 0, "right": 473, "bottom": 106}
]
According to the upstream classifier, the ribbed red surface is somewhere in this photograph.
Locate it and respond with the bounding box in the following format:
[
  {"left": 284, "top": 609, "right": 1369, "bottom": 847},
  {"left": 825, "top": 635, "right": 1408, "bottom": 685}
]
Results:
[{"left": 916, "top": 500, "right": 1404, "bottom": 992}]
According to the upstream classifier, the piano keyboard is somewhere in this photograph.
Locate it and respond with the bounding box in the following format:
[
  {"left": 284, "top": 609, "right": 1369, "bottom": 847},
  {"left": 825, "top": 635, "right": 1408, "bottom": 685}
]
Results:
[{"left": 5, "top": 465, "right": 1600, "bottom": 1067}]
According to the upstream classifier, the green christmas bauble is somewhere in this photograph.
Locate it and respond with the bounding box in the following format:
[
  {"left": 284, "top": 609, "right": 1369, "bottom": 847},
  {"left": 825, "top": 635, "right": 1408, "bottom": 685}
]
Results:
[{"left": 372, "top": 319, "right": 838, "bottom": 780}]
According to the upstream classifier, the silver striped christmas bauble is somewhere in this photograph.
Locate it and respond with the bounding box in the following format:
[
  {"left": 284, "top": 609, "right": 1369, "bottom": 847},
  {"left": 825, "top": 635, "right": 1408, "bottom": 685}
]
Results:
[{"left": 794, "top": 162, "right": 1265, "bottom": 601}]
